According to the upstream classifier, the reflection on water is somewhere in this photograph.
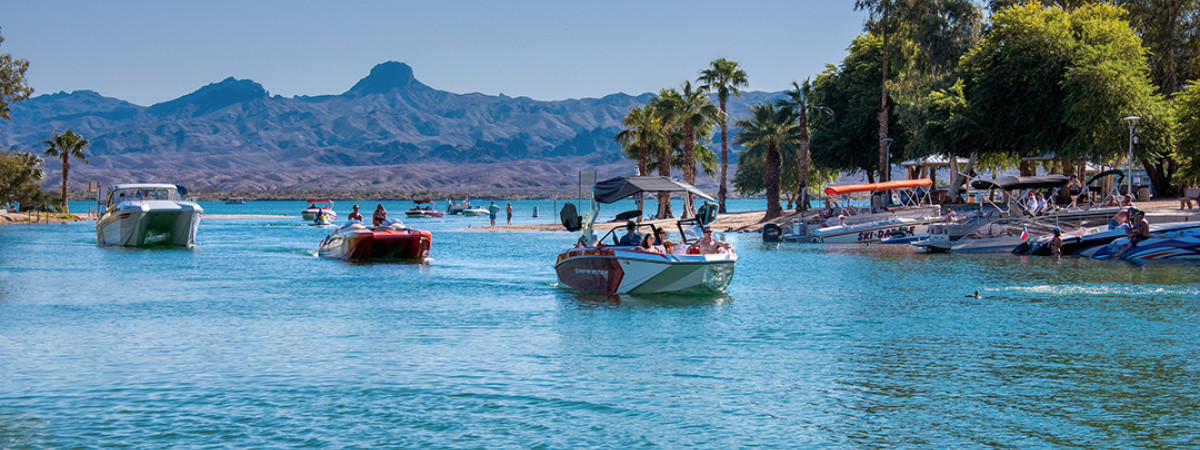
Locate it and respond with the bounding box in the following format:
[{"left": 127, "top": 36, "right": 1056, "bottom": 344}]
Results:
[{"left": 1, "top": 214, "right": 1198, "bottom": 447}]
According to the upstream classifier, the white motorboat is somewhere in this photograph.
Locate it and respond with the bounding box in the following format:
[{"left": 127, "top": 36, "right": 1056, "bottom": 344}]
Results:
[
  {"left": 95, "top": 184, "right": 202, "bottom": 247},
  {"left": 554, "top": 176, "right": 736, "bottom": 295},
  {"left": 776, "top": 179, "right": 943, "bottom": 243},
  {"left": 301, "top": 199, "right": 336, "bottom": 222},
  {"left": 914, "top": 217, "right": 1063, "bottom": 254}
]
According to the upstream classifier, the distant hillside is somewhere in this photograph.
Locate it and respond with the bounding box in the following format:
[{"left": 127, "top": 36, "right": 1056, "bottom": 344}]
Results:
[{"left": 0, "top": 62, "right": 783, "bottom": 194}]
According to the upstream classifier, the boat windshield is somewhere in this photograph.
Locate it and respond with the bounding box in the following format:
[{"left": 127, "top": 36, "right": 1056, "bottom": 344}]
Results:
[
  {"left": 596, "top": 223, "right": 662, "bottom": 247},
  {"left": 108, "top": 187, "right": 180, "bottom": 205}
]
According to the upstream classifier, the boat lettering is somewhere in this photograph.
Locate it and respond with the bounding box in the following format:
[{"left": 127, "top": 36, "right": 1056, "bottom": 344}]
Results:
[
  {"left": 858, "top": 226, "right": 917, "bottom": 242},
  {"left": 575, "top": 268, "right": 609, "bottom": 281}
]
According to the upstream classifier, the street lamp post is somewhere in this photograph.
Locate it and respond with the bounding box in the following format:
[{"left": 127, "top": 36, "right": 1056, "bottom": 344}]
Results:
[{"left": 1123, "top": 116, "right": 1139, "bottom": 200}]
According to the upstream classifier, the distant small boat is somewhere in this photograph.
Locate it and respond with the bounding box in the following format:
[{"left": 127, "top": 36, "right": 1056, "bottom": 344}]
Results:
[
  {"left": 405, "top": 200, "right": 444, "bottom": 218},
  {"left": 302, "top": 199, "right": 337, "bottom": 222},
  {"left": 224, "top": 197, "right": 246, "bottom": 205},
  {"left": 95, "top": 183, "right": 203, "bottom": 247}
]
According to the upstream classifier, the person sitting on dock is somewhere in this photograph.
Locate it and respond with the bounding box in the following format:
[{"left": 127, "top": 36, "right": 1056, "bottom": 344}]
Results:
[
  {"left": 617, "top": 220, "right": 641, "bottom": 246},
  {"left": 690, "top": 227, "right": 731, "bottom": 254},
  {"left": 348, "top": 204, "right": 363, "bottom": 222},
  {"left": 372, "top": 204, "right": 387, "bottom": 227}
]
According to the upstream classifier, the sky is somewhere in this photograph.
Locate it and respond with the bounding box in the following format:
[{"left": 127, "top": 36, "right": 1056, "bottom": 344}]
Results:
[{"left": 0, "top": 1, "right": 869, "bottom": 107}]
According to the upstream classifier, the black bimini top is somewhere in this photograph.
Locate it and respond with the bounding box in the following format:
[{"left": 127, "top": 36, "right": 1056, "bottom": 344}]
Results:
[
  {"left": 971, "top": 174, "right": 1070, "bottom": 191},
  {"left": 592, "top": 176, "right": 715, "bottom": 204},
  {"left": 1085, "top": 169, "right": 1124, "bottom": 186}
]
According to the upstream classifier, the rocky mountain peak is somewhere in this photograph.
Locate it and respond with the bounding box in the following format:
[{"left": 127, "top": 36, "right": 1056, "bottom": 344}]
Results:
[{"left": 343, "top": 61, "right": 426, "bottom": 97}]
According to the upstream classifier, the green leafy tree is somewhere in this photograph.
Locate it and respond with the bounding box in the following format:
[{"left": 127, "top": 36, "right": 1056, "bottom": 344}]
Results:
[
  {"left": 658, "top": 81, "right": 718, "bottom": 188},
  {"left": 1120, "top": 0, "right": 1200, "bottom": 95},
  {"left": 735, "top": 103, "right": 802, "bottom": 220},
  {"left": 698, "top": 58, "right": 748, "bottom": 213},
  {"left": 614, "top": 105, "right": 665, "bottom": 176},
  {"left": 0, "top": 29, "right": 33, "bottom": 121},
  {"left": 956, "top": 3, "right": 1173, "bottom": 194},
  {"left": 0, "top": 151, "right": 47, "bottom": 208},
  {"left": 810, "top": 34, "right": 907, "bottom": 182},
  {"left": 1174, "top": 81, "right": 1200, "bottom": 182},
  {"left": 855, "top": 0, "right": 903, "bottom": 182},
  {"left": 42, "top": 130, "right": 90, "bottom": 213}
]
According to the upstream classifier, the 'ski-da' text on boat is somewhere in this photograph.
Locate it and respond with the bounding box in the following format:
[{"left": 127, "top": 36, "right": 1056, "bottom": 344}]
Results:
[
  {"left": 318, "top": 219, "right": 431, "bottom": 262},
  {"left": 95, "top": 183, "right": 203, "bottom": 247},
  {"left": 301, "top": 199, "right": 336, "bottom": 222},
  {"left": 554, "top": 176, "right": 736, "bottom": 295},
  {"left": 805, "top": 178, "right": 948, "bottom": 244}
]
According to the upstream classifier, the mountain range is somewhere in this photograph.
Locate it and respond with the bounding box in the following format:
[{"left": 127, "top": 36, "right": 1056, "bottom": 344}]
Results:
[{"left": 0, "top": 62, "right": 783, "bottom": 194}]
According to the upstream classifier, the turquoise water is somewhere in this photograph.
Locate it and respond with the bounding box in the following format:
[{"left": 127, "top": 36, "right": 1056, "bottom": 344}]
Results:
[{"left": 2, "top": 201, "right": 1198, "bottom": 447}]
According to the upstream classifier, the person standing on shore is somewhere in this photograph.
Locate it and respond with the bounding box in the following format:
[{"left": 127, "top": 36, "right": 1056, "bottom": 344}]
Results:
[
  {"left": 506, "top": 203, "right": 513, "bottom": 225},
  {"left": 348, "top": 204, "right": 363, "bottom": 222},
  {"left": 488, "top": 201, "right": 500, "bottom": 226}
]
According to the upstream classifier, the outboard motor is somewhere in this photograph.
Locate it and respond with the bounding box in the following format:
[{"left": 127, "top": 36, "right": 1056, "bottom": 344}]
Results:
[{"left": 762, "top": 223, "right": 783, "bottom": 242}]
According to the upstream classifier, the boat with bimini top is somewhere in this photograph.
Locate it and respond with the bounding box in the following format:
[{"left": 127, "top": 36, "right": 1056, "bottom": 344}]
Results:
[
  {"left": 95, "top": 183, "right": 203, "bottom": 247},
  {"left": 554, "top": 176, "right": 736, "bottom": 295},
  {"left": 406, "top": 200, "right": 444, "bottom": 218}
]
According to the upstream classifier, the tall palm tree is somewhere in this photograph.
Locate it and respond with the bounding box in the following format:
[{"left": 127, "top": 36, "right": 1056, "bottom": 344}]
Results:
[
  {"left": 736, "top": 104, "right": 801, "bottom": 221},
  {"left": 659, "top": 82, "right": 718, "bottom": 216},
  {"left": 698, "top": 58, "right": 748, "bottom": 214},
  {"left": 776, "top": 79, "right": 829, "bottom": 212},
  {"left": 856, "top": 0, "right": 901, "bottom": 182},
  {"left": 615, "top": 105, "right": 667, "bottom": 214},
  {"left": 648, "top": 91, "right": 681, "bottom": 219},
  {"left": 42, "top": 129, "right": 89, "bottom": 213}
]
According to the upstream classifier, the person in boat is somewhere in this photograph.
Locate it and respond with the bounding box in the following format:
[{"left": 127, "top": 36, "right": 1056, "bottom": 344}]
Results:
[
  {"left": 690, "top": 227, "right": 731, "bottom": 254},
  {"left": 348, "top": 204, "right": 363, "bottom": 222},
  {"left": 617, "top": 220, "right": 641, "bottom": 246},
  {"left": 838, "top": 215, "right": 847, "bottom": 227},
  {"left": 1108, "top": 207, "right": 1131, "bottom": 230},
  {"left": 372, "top": 204, "right": 387, "bottom": 227},
  {"left": 1121, "top": 194, "right": 1135, "bottom": 207},
  {"left": 506, "top": 203, "right": 513, "bottom": 225},
  {"left": 1066, "top": 175, "right": 1083, "bottom": 206},
  {"left": 653, "top": 227, "right": 676, "bottom": 253},
  {"left": 1114, "top": 209, "right": 1151, "bottom": 257},
  {"left": 638, "top": 234, "right": 662, "bottom": 253}
]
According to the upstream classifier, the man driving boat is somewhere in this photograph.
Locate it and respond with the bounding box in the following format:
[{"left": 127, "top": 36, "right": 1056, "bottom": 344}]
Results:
[{"left": 617, "top": 220, "right": 641, "bottom": 246}]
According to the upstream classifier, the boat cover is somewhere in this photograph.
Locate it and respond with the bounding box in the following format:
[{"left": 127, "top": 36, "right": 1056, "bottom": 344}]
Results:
[
  {"left": 971, "top": 174, "right": 1069, "bottom": 191},
  {"left": 593, "top": 176, "right": 714, "bottom": 204},
  {"left": 824, "top": 178, "right": 932, "bottom": 196}
]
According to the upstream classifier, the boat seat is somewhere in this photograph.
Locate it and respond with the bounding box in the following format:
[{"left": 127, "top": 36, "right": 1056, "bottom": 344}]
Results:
[{"left": 614, "top": 209, "right": 642, "bottom": 222}]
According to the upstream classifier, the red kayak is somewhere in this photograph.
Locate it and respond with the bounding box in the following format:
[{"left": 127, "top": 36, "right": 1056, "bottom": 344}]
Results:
[{"left": 318, "top": 221, "right": 431, "bottom": 261}]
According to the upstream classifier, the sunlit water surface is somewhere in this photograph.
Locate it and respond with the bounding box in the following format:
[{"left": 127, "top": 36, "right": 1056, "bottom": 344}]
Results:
[{"left": 1, "top": 200, "right": 1197, "bottom": 447}]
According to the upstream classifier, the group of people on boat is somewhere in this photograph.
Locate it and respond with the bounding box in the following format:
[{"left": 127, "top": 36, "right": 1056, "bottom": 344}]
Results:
[
  {"left": 337, "top": 204, "right": 389, "bottom": 227},
  {"left": 605, "top": 220, "right": 730, "bottom": 255}
]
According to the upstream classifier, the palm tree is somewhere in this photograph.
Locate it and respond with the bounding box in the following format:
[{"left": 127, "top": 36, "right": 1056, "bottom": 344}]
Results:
[
  {"left": 855, "top": 0, "right": 900, "bottom": 182},
  {"left": 776, "top": 79, "right": 829, "bottom": 212},
  {"left": 42, "top": 129, "right": 89, "bottom": 213},
  {"left": 659, "top": 82, "right": 718, "bottom": 216},
  {"left": 648, "top": 91, "right": 681, "bottom": 219},
  {"left": 698, "top": 58, "right": 748, "bottom": 214},
  {"left": 614, "top": 105, "right": 664, "bottom": 176},
  {"left": 736, "top": 104, "right": 801, "bottom": 221}
]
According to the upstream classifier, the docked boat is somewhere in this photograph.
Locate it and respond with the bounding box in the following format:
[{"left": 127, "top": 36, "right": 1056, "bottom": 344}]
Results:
[
  {"left": 446, "top": 198, "right": 470, "bottom": 215},
  {"left": 318, "top": 219, "right": 432, "bottom": 261},
  {"left": 775, "top": 179, "right": 943, "bottom": 243},
  {"left": 554, "top": 176, "right": 737, "bottom": 295},
  {"left": 95, "top": 183, "right": 203, "bottom": 247},
  {"left": 224, "top": 197, "right": 245, "bottom": 205},
  {"left": 1082, "top": 222, "right": 1200, "bottom": 261},
  {"left": 914, "top": 217, "right": 1064, "bottom": 254},
  {"left": 405, "top": 200, "right": 444, "bottom": 218},
  {"left": 301, "top": 199, "right": 336, "bottom": 222}
]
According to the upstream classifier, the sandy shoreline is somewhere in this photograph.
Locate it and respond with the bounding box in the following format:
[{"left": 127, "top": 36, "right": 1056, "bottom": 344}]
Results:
[
  {"left": 0, "top": 212, "right": 287, "bottom": 225},
  {"left": 464, "top": 198, "right": 1200, "bottom": 233}
]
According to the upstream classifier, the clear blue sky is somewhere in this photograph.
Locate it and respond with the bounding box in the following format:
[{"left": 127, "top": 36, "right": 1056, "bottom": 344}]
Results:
[{"left": 1, "top": 1, "right": 868, "bottom": 106}]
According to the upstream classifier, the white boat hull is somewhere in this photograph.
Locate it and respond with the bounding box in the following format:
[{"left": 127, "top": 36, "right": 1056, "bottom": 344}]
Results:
[
  {"left": 809, "top": 217, "right": 945, "bottom": 244},
  {"left": 555, "top": 247, "right": 737, "bottom": 294},
  {"left": 96, "top": 200, "right": 203, "bottom": 247}
]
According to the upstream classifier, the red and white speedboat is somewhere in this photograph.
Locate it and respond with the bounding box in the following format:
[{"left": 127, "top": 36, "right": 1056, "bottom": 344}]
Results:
[
  {"left": 554, "top": 176, "right": 737, "bottom": 295},
  {"left": 302, "top": 199, "right": 337, "bottom": 222},
  {"left": 318, "top": 220, "right": 431, "bottom": 261},
  {"left": 405, "top": 200, "right": 444, "bottom": 218}
]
